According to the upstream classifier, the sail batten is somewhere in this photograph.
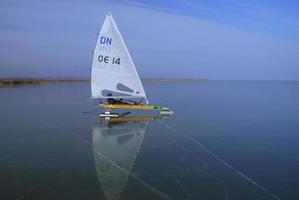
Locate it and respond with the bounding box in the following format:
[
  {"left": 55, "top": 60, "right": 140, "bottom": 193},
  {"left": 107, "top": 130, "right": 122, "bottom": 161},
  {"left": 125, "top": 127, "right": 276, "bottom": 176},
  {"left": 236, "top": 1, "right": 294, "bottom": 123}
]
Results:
[{"left": 91, "top": 13, "right": 148, "bottom": 103}]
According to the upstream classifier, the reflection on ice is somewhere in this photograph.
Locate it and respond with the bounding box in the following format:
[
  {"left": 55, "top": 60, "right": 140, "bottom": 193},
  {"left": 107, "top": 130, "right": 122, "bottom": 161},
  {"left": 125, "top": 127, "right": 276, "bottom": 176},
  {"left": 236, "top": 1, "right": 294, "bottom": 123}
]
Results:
[{"left": 92, "top": 118, "right": 148, "bottom": 200}]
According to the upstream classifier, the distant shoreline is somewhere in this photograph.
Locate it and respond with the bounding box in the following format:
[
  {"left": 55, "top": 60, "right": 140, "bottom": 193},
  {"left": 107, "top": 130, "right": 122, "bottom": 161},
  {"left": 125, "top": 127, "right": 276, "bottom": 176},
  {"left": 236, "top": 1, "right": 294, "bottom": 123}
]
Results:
[
  {"left": 1, "top": 79, "right": 298, "bottom": 85},
  {"left": 0, "top": 79, "right": 88, "bottom": 85},
  {"left": 142, "top": 78, "right": 208, "bottom": 82},
  {"left": 0, "top": 78, "right": 208, "bottom": 85}
]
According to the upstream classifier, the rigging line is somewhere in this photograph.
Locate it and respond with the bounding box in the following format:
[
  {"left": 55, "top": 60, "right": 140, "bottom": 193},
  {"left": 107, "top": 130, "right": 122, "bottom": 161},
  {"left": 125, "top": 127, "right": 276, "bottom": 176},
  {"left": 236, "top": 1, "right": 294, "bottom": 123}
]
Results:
[
  {"left": 157, "top": 120, "right": 280, "bottom": 200},
  {"left": 34, "top": 119, "right": 173, "bottom": 200}
]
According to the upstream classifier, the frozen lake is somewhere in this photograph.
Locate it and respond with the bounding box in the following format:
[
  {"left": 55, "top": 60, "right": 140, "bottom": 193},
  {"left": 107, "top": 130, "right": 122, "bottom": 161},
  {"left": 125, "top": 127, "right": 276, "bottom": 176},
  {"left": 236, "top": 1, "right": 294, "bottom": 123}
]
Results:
[{"left": 1, "top": 81, "right": 299, "bottom": 200}]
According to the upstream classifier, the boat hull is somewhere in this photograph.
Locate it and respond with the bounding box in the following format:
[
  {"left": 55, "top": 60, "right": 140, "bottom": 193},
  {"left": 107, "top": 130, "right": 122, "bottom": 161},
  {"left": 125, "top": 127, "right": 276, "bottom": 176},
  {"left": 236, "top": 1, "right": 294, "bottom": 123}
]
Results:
[
  {"left": 97, "top": 104, "right": 170, "bottom": 110},
  {"left": 97, "top": 104, "right": 175, "bottom": 115},
  {"left": 98, "top": 104, "right": 153, "bottom": 110}
]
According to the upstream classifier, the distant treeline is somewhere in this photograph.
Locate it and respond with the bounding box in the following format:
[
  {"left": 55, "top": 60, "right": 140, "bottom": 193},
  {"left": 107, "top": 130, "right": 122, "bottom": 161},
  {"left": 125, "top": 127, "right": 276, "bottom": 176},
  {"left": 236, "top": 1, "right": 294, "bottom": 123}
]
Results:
[
  {"left": 142, "top": 78, "right": 208, "bottom": 82},
  {"left": 0, "top": 78, "right": 208, "bottom": 85},
  {"left": 0, "top": 79, "right": 88, "bottom": 85}
]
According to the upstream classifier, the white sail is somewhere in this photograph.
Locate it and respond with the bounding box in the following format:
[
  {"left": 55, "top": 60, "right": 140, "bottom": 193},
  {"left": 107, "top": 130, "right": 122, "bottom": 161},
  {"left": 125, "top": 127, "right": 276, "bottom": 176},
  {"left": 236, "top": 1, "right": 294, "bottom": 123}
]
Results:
[{"left": 91, "top": 12, "right": 147, "bottom": 102}]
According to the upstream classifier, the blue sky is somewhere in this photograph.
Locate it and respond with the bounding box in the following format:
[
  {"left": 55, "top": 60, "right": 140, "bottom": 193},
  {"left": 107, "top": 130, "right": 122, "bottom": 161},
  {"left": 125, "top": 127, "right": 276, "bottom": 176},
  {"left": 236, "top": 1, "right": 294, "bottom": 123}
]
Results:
[
  {"left": 123, "top": 0, "right": 299, "bottom": 38},
  {"left": 121, "top": 0, "right": 299, "bottom": 38},
  {"left": 0, "top": 0, "right": 299, "bottom": 80}
]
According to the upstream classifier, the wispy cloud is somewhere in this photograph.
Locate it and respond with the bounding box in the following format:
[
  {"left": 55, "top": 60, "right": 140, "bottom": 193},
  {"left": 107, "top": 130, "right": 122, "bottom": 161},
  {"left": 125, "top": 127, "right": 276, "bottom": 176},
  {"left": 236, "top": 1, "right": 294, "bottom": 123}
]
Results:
[{"left": 119, "top": 0, "right": 299, "bottom": 39}]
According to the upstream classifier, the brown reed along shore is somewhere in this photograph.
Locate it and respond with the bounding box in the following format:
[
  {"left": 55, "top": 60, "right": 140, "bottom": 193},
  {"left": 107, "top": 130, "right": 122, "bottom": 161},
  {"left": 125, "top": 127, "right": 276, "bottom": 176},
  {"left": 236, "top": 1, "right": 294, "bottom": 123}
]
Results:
[{"left": 0, "top": 78, "right": 208, "bottom": 85}]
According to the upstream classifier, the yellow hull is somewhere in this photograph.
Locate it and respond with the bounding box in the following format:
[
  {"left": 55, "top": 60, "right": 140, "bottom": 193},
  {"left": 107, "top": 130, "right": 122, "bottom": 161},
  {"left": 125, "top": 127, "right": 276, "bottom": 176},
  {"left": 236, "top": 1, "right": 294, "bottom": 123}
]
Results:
[
  {"left": 97, "top": 104, "right": 174, "bottom": 117},
  {"left": 107, "top": 115, "right": 170, "bottom": 122},
  {"left": 97, "top": 104, "right": 157, "bottom": 110}
]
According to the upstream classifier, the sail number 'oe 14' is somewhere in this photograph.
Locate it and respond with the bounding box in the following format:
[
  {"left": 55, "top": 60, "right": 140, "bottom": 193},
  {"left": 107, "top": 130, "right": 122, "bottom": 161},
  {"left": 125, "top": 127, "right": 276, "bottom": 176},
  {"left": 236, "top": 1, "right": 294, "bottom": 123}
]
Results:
[
  {"left": 98, "top": 36, "right": 121, "bottom": 65},
  {"left": 98, "top": 55, "right": 120, "bottom": 65}
]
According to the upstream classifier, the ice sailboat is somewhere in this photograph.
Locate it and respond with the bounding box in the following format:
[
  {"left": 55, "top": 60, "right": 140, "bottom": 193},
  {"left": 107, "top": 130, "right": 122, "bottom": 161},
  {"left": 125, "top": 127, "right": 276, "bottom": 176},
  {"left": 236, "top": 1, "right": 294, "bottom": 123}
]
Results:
[{"left": 91, "top": 12, "right": 174, "bottom": 117}]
